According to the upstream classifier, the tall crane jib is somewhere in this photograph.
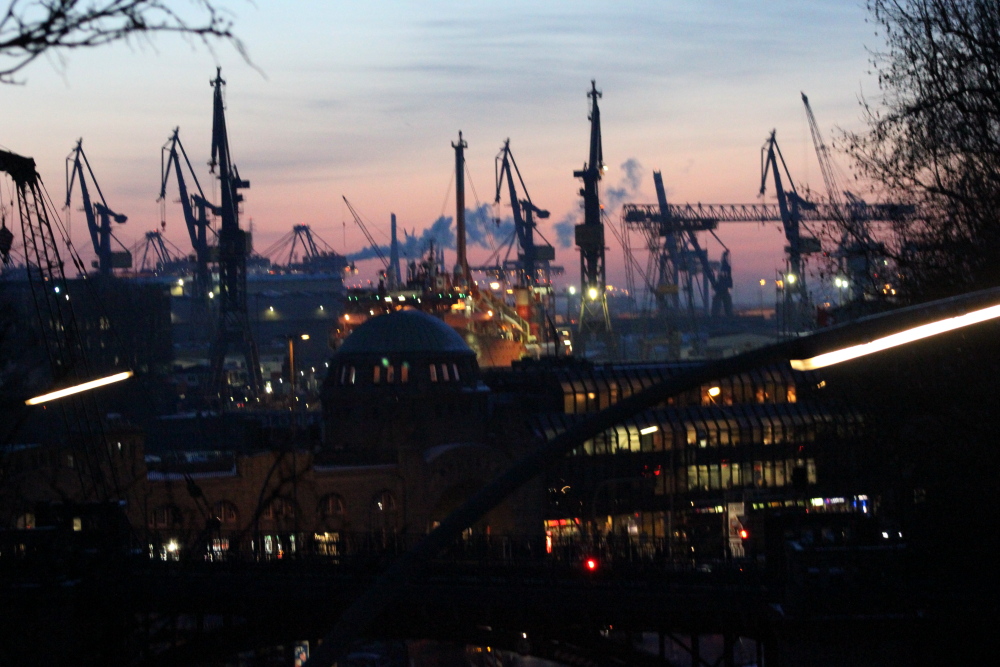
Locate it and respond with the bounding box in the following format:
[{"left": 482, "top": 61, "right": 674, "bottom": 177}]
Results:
[
  {"left": 206, "top": 68, "right": 263, "bottom": 400},
  {"left": 574, "top": 80, "right": 611, "bottom": 339},
  {"left": 65, "top": 139, "right": 130, "bottom": 276},
  {"left": 159, "top": 127, "right": 218, "bottom": 306},
  {"left": 494, "top": 139, "right": 555, "bottom": 342},
  {"left": 760, "top": 130, "right": 820, "bottom": 334},
  {"left": 800, "top": 92, "right": 911, "bottom": 305}
]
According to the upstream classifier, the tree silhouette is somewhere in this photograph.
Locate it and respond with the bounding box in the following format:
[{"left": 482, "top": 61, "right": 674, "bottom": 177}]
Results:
[
  {"left": 0, "top": 0, "right": 245, "bottom": 84},
  {"left": 843, "top": 0, "right": 1000, "bottom": 301}
]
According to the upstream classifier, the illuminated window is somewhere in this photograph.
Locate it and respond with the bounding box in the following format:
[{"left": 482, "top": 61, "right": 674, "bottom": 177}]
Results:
[
  {"left": 319, "top": 493, "right": 345, "bottom": 518},
  {"left": 349, "top": 367, "right": 356, "bottom": 384},
  {"left": 213, "top": 501, "right": 239, "bottom": 525},
  {"left": 373, "top": 490, "right": 396, "bottom": 513},
  {"left": 441, "top": 364, "right": 450, "bottom": 382},
  {"left": 386, "top": 365, "right": 395, "bottom": 383},
  {"left": 401, "top": 362, "right": 410, "bottom": 383},
  {"left": 148, "top": 505, "right": 181, "bottom": 529},
  {"left": 429, "top": 364, "right": 437, "bottom": 382},
  {"left": 264, "top": 498, "right": 296, "bottom": 521},
  {"left": 452, "top": 363, "right": 460, "bottom": 381},
  {"left": 340, "top": 366, "right": 347, "bottom": 384},
  {"left": 373, "top": 366, "right": 381, "bottom": 384}
]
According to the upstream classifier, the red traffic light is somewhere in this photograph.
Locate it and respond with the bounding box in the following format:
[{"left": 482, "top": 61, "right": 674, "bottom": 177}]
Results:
[
  {"left": 739, "top": 528, "right": 749, "bottom": 540},
  {"left": 584, "top": 557, "right": 599, "bottom": 571}
]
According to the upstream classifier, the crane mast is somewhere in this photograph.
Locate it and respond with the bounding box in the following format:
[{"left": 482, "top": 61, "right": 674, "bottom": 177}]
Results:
[
  {"left": 452, "top": 131, "right": 469, "bottom": 287},
  {"left": 65, "top": 139, "right": 129, "bottom": 276},
  {"left": 1, "top": 148, "right": 126, "bottom": 500},
  {"left": 206, "top": 68, "right": 262, "bottom": 400},
  {"left": 574, "top": 80, "right": 611, "bottom": 339}
]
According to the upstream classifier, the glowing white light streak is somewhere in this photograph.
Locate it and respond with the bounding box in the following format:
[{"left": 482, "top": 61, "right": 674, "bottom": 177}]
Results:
[
  {"left": 639, "top": 426, "right": 658, "bottom": 435},
  {"left": 25, "top": 371, "right": 133, "bottom": 405},
  {"left": 790, "top": 304, "right": 1000, "bottom": 371}
]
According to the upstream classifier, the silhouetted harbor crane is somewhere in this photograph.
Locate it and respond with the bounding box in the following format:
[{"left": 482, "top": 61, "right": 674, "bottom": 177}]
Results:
[{"left": 65, "top": 138, "right": 130, "bottom": 276}]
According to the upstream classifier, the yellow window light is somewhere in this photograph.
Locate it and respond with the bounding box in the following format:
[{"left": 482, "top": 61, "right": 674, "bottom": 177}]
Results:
[
  {"left": 26, "top": 371, "right": 133, "bottom": 406},
  {"left": 790, "top": 303, "right": 1000, "bottom": 371}
]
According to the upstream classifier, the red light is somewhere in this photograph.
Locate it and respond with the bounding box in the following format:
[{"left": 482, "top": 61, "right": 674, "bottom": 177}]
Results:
[
  {"left": 739, "top": 529, "right": 749, "bottom": 540},
  {"left": 585, "top": 557, "right": 598, "bottom": 571}
]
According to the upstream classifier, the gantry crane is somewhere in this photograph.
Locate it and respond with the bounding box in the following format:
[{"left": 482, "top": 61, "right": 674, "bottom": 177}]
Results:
[
  {"left": 207, "top": 68, "right": 263, "bottom": 399},
  {"left": 65, "top": 139, "right": 130, "bottom": 276},
  {"left": 620, "top": 171, "right": 734, "bottom": 329},
  {"left": 130, "top": 230, "right": 187, "bottom": 274},
  {"left": 260, "top": 224, "right": 348, "bottom": 275},
  {"left": 159, "top": 127, "right": 218, "bottom": 306},
  {"left": 574, "top": 80, "right": 611, "bottom": 338}
]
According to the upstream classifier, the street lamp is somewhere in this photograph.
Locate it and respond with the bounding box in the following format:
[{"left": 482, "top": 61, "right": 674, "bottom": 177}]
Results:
[{"left": 25, "top": 371, "right": 133, "bottom": 405}]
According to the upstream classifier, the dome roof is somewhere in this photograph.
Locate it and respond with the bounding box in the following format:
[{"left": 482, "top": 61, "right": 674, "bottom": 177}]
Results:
[{"left": 336, "top": 309, "right": 473, "bottom": 357}]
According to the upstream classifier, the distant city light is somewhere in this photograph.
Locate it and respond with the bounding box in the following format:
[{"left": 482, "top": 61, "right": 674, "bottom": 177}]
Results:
[
  {"left": 25, "top": 371, "right": 133, "bottom": 406},
  {"left": 759, "top": 279, "right": 766, "bottom": 286},
  {"left": 707, "top": 386, "right": 721, "bottom": 397},
  {"left": 786, "top": 273, "right": 797, "bottom": 285},
  {"left": 639, "top": 426, "right": 658, "bottom": 435},
  {"left": 490, "top": 281, "right": 501, "bottom": 290},
  {"left": 568, "top": 285, "right": 577, "bottom": 295},
  {"left": 587, "top": 287, "right": 599, "bottom": 300},
  {"left": 790, "top": 303, "right": 1000, "bottom": 371},
  {"left": 300, "top": 334, "right": 310, "bottom": 340}
]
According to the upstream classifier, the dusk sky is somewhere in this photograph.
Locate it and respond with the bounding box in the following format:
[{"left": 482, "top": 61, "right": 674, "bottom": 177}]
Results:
[{"left": 1, "top": 1, "right": 882, "bottom": 305}]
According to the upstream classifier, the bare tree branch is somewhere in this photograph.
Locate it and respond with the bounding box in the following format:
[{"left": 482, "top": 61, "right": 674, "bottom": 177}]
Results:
[
  {"left": 0, "top": 0, "right": 248, "bottom": 84},
  {"left": 843, "top": 0, "right": 1000, "bottom": 302}
]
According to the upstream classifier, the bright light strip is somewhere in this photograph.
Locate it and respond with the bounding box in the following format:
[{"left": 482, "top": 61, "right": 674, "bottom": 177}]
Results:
[
  {"left": 25, "top": 371, "right": 133, "bottom": 405},
  {"left": 639, "top": 426, "right": 658, "bottom": 435},
  {"left": 790, "top": 304, "right": 1000, "bottom": 371}
]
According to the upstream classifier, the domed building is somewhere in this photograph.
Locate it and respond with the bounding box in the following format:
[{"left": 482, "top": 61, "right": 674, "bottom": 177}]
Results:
[
  {"left": 318, "top": 309, "right": 540, "bottom": 534},
  {"left": 322, "top": 309, "right": 489, "bottom": 461}
]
